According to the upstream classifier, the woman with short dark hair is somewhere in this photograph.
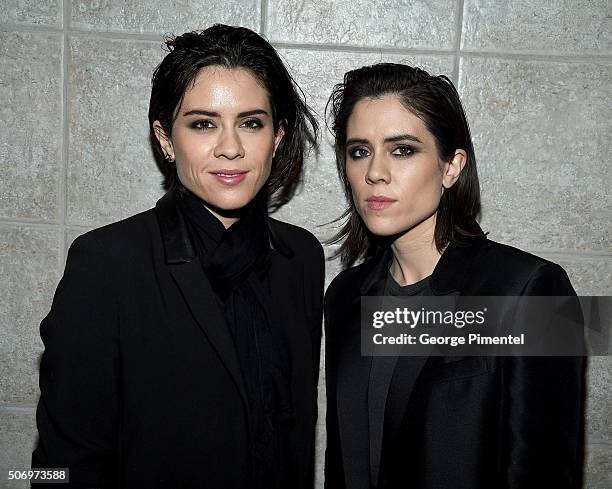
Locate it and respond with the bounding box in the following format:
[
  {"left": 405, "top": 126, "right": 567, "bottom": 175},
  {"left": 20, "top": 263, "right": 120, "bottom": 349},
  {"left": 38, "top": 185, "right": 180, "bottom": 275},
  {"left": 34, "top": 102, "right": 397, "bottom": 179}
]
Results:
[
  {"left": 324, "top": 63, "right": 583, "bottom": 489},
  {"left": 33, "top": 24, "right": 323, "bottom": 489}
]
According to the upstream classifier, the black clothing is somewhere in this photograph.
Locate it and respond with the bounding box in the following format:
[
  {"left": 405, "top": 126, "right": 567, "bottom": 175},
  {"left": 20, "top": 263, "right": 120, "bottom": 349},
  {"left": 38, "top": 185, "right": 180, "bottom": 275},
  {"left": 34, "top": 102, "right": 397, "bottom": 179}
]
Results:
[
  {"left": 384, "top": 273, "right": 430, "bottom": 296},
  {"left": 32, "top": 188, "right": 325, "bottom": 489},
  {"left": 324, "top": 233, "right": 584, "bottom": 489},
  {"left": 177, "top": 186, "right": 292, "bottom": 489}
]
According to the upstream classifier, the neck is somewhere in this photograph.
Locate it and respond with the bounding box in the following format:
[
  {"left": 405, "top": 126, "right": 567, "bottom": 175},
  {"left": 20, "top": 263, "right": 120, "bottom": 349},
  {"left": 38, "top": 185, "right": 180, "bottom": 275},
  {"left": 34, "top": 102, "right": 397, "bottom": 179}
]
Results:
[{"left": 389, "top": 213, "right": 442, "bottom": 286}]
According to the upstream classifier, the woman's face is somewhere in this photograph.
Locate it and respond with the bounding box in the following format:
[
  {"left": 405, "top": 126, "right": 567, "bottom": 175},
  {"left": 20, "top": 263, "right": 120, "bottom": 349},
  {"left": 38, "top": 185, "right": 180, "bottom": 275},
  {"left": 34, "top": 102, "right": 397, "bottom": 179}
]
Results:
[
  {"left": 154, "top": 66, "right": 284, "bottom": 224},
  {"left": 345, "top": 94, "right": 462, "bottom": 238}
]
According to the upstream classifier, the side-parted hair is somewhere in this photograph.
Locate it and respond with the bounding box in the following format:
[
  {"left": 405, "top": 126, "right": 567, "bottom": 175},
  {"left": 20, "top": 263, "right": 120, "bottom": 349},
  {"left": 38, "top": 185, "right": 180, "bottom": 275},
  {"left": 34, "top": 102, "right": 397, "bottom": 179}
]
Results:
[
  {"left": 326, "top": 63, "right": 483, "bottom": 266},
  {"left": 148, "top": 24, "right": 318, "bottom": 210}
]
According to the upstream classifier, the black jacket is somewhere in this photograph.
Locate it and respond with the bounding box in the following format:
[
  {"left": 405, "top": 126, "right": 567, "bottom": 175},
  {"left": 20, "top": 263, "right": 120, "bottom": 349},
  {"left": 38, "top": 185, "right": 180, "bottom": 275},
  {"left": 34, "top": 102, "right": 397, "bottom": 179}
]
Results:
[
  {"left": 324, "top": 234, "right": 584, "bottom": 489},
  {"left": 32, "top": 189, "right": 325, "bottom": 489}
]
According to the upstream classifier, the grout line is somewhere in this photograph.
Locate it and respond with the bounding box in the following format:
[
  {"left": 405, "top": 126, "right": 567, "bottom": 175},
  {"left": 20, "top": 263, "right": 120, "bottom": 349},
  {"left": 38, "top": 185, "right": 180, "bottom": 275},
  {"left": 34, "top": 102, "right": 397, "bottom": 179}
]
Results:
[
  {"left": 452, "top": 0, "right": 465, "bottom": 85},
  {"left": 532, "top": 250, "right": 612, "bottom": 261},
  {"left": 0, "top": 216, "right": 59, "bottom": 226},
  {"left": 459, "top": 49, "right": 612, "bottom": 64},
  {"left": 587, "top": 440, "right": 612, "bottom": 448},
  {"left": 259, "top": 0, "right": 269, "bottom": 37},
  {"left": 60, "top": 28, "right": 164, "bottom": 43},
  {"left": 0, "top": 22, "right": 62, "bottom": 33},
  {"left": 0, "top": 404, "right": 36, "bottom": 412},
  {"left": 272, "top": 41, "right": 455, "bottom": 57},
  {"left": 1, "top": 21, "right": 611, "bottom": 64},
  {"left": 58, "top": 0, "right": 70, "bottom": 271}
]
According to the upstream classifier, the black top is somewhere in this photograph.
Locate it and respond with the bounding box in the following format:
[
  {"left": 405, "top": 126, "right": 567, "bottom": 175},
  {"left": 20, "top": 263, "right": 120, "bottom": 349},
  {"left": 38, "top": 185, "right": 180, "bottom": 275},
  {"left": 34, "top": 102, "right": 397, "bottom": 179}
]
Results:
[
  {"left": 324, "top": 233, "right": 584, "bottom": 489},
  {"left": 384, "top": 272, "right": 430, "bottom": 296},
  {"left": 32, "top": 188, "right": 325, "bottom": 489}
]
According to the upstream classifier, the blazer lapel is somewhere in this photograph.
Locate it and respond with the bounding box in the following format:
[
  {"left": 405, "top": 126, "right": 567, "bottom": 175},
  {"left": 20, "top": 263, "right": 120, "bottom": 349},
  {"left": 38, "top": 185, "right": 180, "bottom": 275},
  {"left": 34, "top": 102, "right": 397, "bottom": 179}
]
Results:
[
  {"left": 155, "top": 190, "right": 249, "bottom": 421},
  {"left": 169, "top": 261, "right": 249, "bottom": 416}
]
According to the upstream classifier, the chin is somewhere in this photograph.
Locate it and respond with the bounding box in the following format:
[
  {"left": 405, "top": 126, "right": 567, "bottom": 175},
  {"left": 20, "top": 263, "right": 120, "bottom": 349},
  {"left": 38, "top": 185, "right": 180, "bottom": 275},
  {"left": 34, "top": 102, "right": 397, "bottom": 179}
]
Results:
[
  {"left": 208, "top": 194, "right": 255, "bottom": 212},
  {"left": 361, "top": 215, "right": 407, "bottom": 237}
]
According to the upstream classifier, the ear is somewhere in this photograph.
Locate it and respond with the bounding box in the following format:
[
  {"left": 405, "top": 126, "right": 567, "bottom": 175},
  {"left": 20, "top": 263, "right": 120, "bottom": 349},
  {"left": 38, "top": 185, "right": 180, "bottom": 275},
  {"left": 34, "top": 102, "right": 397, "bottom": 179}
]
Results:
[
  {"left": 153, "top": 121, "right": 175, "bottom": 161},
  {"left": 442, "top": 149, "right": 467, "bottom": 189},
  {"left": 272, "top": 122, "right": 286, "bottom": 158}
]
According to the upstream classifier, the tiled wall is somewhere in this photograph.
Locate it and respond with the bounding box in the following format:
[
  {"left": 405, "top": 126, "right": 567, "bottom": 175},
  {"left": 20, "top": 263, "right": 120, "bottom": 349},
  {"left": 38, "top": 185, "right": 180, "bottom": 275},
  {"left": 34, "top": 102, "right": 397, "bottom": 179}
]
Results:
[{"left": 1, "top": 1, "right": 610, "bottom": 487}]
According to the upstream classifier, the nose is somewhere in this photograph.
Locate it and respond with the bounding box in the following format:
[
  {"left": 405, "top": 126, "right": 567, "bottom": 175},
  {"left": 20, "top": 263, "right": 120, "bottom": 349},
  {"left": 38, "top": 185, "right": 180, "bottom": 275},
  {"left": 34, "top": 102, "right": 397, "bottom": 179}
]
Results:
[
  {"left": 213, "top": 127, "right": 245, "bottom": 160},
  {"left": 365, "top": 153, "right": 390, "bottom": 184}
]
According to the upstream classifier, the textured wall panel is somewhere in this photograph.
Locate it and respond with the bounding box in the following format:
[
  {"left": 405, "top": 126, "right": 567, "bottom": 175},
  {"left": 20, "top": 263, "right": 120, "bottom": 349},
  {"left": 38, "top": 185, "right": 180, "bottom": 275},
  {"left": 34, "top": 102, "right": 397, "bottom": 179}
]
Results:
[
  {"left": 268, "top": 0, "right": 458, "bottom": 50},
  {"left": 462, "top": 0, "right": 612, "bottom": 55},
  {"left": 584, "top": 443, "right": 612, "bottom": 489},
  {"left": 586, "top": 357, "right": 612, "bottom": 443},
  {"left": 273, "top": 49, "right": 454, "bottom": 239},
  {"left": 67, "top": 36, "right": 165, "bottom": 226},
  {"left": 553, "top": 257, "right": 612, "bottom": 297},
  {"left": 0, "top": 32, "right": 62, "bottom": 222},
  {"left": 0, "top": 1, "right": 61, "bottom": 27},
  {"left": 459, "top": 57, "right": 611, "bottom": 252},
  {"left": 71, "top": 0, "right": 260, "bottom": 35},
  {"left": 0, "top": 408, "right": 37, "bottom": 489},
  {"left": 0, "top": 225, "right": 60, "bottom": 404}
]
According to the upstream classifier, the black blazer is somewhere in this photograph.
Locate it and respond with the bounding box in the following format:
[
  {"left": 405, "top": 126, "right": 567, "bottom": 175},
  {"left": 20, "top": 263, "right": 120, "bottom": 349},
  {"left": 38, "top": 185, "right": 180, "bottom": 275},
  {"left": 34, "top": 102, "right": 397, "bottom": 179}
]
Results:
[
  {"left": 32, "top": 189, "right": 325, "bottom": 489},
  {"left": 324, "top": 234, "right": 584, "bottom": 489}
]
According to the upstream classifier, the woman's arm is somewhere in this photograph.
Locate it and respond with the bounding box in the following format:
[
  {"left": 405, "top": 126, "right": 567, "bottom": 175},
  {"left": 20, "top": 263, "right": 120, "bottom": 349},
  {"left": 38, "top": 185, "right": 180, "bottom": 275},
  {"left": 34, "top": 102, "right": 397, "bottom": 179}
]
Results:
[
  {"left": 32, "top": 233, "right": 119, "bottom": 488},
  {"left": 323, "top": 278, "right": 347, "bottom": 489},
  {"left": 500, "top": 263, "right": 585, "bottom": 489}
]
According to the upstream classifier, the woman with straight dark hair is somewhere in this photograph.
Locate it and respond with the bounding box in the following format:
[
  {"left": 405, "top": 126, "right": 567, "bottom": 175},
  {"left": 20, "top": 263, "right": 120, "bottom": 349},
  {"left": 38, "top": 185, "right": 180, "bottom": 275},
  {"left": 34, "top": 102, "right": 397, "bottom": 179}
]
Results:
[
  {"left": 324, "top": 63, "right": 584, "bottom": 489},
  {"left": 32, "top": 24, "right": 323, "bottom": 489}
]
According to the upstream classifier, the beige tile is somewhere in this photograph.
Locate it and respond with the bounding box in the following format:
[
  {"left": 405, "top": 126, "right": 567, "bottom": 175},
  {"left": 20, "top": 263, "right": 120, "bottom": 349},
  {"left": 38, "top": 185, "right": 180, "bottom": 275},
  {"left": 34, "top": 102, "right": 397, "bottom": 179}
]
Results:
[
  {"left": 67, "top": 36, "right": 165, "bottom": 226},
  {"left": 584, "top": 443, "right": 612, "bottom": 489},
  {"left": 462, "top": 0, "right": 612, "bottom": 55},
  {"left": 0, "top": 407, "right": 37, "bottom": 489},
  {"left": 268, "top": 0, "right": 458, "bottom": 50},
  {"left": 0, "top": 1, "right": 61, "bottom": 27},
  {"left": 71, "top": 0, "right": 259, "bottom": 34},
  {"left": 459, "top": 57, "right": 611, "bottom": 252},
  {"left": 0, "top": 32, "right": 62, "bottom": 222},
  {"left": 0, "top": 225, "right": 60, "bottom": 403}
]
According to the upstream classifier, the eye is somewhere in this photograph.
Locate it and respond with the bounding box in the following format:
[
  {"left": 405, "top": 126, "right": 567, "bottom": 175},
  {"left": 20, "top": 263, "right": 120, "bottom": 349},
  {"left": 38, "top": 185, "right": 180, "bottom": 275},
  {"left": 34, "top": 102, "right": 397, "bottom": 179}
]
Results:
[
  {"left": 348, "top": 147, "right": 370, "bottom": 160},
  {"left": 191, "top": 119, "right": 216, "bottom": 130},
  {"left": 241, "top": 118, "right": 263, "bottom": 130},
  {"left": 391, "top": 145, "right": 415, "bottom": 157}
]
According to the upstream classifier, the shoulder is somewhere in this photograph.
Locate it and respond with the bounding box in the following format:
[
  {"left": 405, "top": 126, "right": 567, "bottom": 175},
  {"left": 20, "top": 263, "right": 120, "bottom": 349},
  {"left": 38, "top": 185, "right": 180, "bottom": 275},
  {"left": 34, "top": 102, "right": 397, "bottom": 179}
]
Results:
[
  {"left": 268, "top": 217, "right": 324, "bottom": 265},
  {"left": 479, "top": 239, "right": 562, "bottom": 275},
  {"left": 471, "top": 238, "right": 573, "bottom": 295},
  {"left": 325, "top": 255, "right": 378, "bottom": 305},
  {"left": 70, "top": 208, "right": 158, "bottom": 261}
]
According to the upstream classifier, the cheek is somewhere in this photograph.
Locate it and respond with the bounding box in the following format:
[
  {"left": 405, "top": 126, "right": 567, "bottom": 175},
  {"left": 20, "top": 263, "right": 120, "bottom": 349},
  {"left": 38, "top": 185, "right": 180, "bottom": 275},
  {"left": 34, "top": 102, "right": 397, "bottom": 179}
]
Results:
[
  {"left": 252, "top": 134, "right": 276, "bottom": 177},
  {"left": 346, "top": 164, "right": 363, "bottom": 193}
]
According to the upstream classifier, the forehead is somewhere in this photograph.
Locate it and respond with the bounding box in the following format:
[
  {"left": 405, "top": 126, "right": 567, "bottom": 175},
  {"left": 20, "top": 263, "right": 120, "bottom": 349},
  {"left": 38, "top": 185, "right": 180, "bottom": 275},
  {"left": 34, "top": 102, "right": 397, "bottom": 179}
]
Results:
[
  {"left": 347, "top": 94, "right": 430, "bottom": 140},
  {"left": 181, "top": 66, "right": 271, "bottom": 111}
]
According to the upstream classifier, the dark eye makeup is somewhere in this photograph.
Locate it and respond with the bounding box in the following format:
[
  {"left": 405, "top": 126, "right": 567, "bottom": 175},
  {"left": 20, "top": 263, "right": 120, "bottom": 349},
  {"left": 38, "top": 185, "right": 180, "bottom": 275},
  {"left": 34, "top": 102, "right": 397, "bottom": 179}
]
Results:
[
  {"left": 190, "top": 119, "right": 216, "bottom": 130},
  {"left": 391, "top": 145, "right": 416, "bottom": 157},
  {"left": 347, "top": 146, "right": 370, "bottom": 159},
  {"left": 240, "top": 118, "right": 264, "bottom": 130}
]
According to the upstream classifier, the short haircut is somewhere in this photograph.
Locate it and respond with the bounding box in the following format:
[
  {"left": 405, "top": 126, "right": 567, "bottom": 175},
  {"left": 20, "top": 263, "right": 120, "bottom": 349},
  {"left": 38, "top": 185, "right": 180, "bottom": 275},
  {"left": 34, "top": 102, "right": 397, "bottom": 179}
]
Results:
[
  {"left": 148, "top": 24, "right": 318, "bottom": 210},
  {"left": 326, "top": 63, "right": 482, "bottom": 266}
]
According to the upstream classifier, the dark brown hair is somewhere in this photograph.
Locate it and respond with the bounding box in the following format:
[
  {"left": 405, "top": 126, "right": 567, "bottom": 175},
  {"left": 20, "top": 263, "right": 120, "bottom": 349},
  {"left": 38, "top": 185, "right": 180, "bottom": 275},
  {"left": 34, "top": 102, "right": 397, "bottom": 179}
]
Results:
[
  {"left": 326, "top": 63, "right": 482, "bottom": 266},
  {"left": 148, "top": 24, "right": 318, "bottom": 210}
]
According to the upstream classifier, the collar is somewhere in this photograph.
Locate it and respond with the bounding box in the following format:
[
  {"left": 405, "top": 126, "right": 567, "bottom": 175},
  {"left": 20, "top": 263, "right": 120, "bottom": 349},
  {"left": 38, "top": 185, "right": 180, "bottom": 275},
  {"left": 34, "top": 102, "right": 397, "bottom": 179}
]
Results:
[
  {"left": 358, "top": 230, "right": 488, "bottom": 297},
  {"left": 154, "top": 188, "right": 294, "bottom": 265}
]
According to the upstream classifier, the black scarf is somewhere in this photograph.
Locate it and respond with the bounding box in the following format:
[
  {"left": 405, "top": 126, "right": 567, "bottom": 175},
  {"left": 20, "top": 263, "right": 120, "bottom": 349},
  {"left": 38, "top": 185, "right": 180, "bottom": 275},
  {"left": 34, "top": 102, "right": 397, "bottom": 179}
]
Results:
[{"left": 177, "top": 185, "right": 293, "bottom": 489}]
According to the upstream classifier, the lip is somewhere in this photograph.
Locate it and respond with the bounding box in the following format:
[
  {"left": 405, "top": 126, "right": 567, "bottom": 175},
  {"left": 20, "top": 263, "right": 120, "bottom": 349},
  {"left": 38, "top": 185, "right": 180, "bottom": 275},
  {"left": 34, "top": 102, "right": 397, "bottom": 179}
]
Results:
[
  {"left": 210, "top": 169, "right": 249, "bottom": 186},
  {"left": 366, "top": 195, "right": 396, "bottom": 211}
]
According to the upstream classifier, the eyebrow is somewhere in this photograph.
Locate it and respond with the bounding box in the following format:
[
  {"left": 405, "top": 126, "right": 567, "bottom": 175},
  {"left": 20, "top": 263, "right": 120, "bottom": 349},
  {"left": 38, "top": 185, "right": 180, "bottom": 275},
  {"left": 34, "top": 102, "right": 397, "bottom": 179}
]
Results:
[
  {"left": 181, "top": 108, "right": 270, "bottom": 118},
  {"left": 346, "top": 134, "right": 423, "bottom": 146}
]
